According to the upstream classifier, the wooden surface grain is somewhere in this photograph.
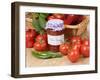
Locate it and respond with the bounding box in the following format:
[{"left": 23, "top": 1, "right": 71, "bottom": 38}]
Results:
[{"left": 26, "top": 48, "right": 89, "bottom": 67}]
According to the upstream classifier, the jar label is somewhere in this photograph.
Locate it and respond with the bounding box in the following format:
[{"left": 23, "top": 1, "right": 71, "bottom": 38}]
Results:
[{"left": 48, "top": 34, "right": 64, "bottom": 45}]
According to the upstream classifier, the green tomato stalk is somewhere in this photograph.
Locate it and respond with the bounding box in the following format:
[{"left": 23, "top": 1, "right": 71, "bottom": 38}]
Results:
[{"left": 32, "top": 13, "right": 49, "bottom": 34}]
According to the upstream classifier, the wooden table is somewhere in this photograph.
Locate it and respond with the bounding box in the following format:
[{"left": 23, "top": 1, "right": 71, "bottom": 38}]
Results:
[{"left": 26, "top": 48, "right": 89, "bottom": 67}]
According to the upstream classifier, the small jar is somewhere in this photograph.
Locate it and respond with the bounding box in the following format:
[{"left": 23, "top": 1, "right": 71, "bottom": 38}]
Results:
[{"left": 45, "top": 19, "right": 64, "bottom": 52}]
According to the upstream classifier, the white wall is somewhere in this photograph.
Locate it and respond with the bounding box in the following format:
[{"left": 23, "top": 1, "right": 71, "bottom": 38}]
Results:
[{"left": 0, "top": 0, "right": 99, "bottom": 80}]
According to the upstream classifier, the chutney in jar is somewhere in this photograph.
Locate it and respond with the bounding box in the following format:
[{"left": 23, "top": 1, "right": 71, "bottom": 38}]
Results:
[{"left": 45, "top": 19, "right": 64, "bottom": 52}]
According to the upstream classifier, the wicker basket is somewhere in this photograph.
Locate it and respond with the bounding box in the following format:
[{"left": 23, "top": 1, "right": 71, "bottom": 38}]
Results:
[
  {"left": 26, "top": 16, "right": 89, "bottom": 37},
  {"left": 64, "top": 16, "right": 89, "bottom": 36}
]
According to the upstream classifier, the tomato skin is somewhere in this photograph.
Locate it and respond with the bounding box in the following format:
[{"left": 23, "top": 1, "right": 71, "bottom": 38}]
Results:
[
  {"left": 80, "top": 44, "right": 90, "bottom": 57},
  {"left": 42, "top": 34, "right": 47, "bottom": 41},
  {"left": 68, "top": 49, "right": 80, "bottom": 63},
  {"left": 59, "top": 43, "right": 70, "bottom": 55},
  {"left": 80, "top": 39, "right": 90, "bottom": 57},
  {"left": 34, "top": 41, "right": 47, "bottom": 51},
  {"left": 26, "top": 40, "right": 34, "bottom": 48},
  {"left": 71, "top": 15, "right": 83, "bottom": 25},
  {"left": 64, "top": 15, "right": 76, "bottom": 25},
  {"left": 82, "top": 39, "right": 89, "bottom": 46},
  {"left": 53, "top": 14, "right": 64, "bottom": 20},
  {"left": 48, "top": 14, "right": 64, "bottom": 20},
  {"left": 26, "top": 29, "right": 37, "bottom": 41},
  {"left": 71, "top": 36, "right": 82, "bottom": 44},
  {"left": 36, "top": 34, "right": 47, "bottom": 42},
  {"left": 71, "top": 43, "right": 81, "bottom": 52},
  {"left": 26, "top": 29, "right": 37, "bottom": 48},
  {"left": 47, "top": 15, "right": 55, "bottom": 20},
  {"left": 70, "top": 36, "right": 82, "bottom": 51},
  {"left": 34, "top": 34, "right": 47, "bottom": 51},
  {"left": 64, "top": 15, "right": 83, "bottom": 25}
]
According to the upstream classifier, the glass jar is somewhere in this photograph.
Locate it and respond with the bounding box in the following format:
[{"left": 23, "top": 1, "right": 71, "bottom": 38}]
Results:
[{"left": 45, "top": 19, "right": 64, "bottom": 52}]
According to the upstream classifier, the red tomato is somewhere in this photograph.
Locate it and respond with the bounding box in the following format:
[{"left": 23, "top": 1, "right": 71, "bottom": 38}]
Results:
[
  {"left": 64, "top": 15, "right": 83, "bottom": 25},
  {"left": 71, "top": 42, "right": 81, "bottom": 52},
  {"left": 80, "top": 44, "right": 90, "bottom": 57},
  {"left": 47, "top": 15, "right": 55, "bottom": 20},
  {"left": 34, "top": 41, "right": 47, "bottom": 51},
  {"left": 82, "top": 39, "right": 89, "bottom": 46},
  {"left": 53, "top": 14, "right": 64, "bottom": 20},
  {"left": 64, "top": 15, "right": 76, "bottom": 25},
  {"left": 75, "top": 15, "right": 83, "bottom": 24},
  {"left": 71, "top": 15, "right": 84, "bottom": 25},
  {"left": 26, "top": 29, "right": 37, "bottom": 41},
  {"left": 42, "top": 34, "right": 47, "bottom": 41},
  {"left": 71, "top": 36, "right": 82, "bottom": 44},
  {"left": 36, "top": 34, "right": 47, "bottom": 42},
  {"left": 26, "top": 40, "right": 34, "bottom": 48},
  {"left": 26, "top": 29, "right": 37, "bottom": 48},
  {"left": 68, "top": 49, "right": 80, "bottom": 63},
  {"left": 59, "top": 43, "right": 70, "bottom": 55},
  {"left": 77, "top": 15, "right": 83, "bottom": 21}
]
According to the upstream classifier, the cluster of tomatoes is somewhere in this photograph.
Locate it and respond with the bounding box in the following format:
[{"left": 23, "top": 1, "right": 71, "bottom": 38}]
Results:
[
  {"left": 26, "top": 29, "right": 89, "bottom": 63},
  {"left": 59, "top": 36, "right": 90, "bottom": 63},
  {"left": 26, "top": 29, "right": 48, "bottom": 51},
  {"left": 47, "top": 14, "right": 83, "bottom": 25}
]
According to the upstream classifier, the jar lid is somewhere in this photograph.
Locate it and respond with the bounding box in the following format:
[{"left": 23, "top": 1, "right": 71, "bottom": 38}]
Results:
[{"left": 45, "top": 19, "right": 64, "bottom": 31}]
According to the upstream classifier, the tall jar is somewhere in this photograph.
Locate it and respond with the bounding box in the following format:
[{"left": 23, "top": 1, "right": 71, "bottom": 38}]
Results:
[{"left": 45, "top": 19, "right": 64, "bottom": 52}]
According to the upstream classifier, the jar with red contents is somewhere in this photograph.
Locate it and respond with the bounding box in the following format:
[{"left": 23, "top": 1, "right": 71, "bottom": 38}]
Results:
[{"left": 45, "top": 19, "right": 64, "bottom": 52}]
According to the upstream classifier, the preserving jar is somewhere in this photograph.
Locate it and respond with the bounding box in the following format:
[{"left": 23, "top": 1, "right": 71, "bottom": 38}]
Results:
[{"left": 45, "top": 19, "right": 64, "bottom": 52}]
